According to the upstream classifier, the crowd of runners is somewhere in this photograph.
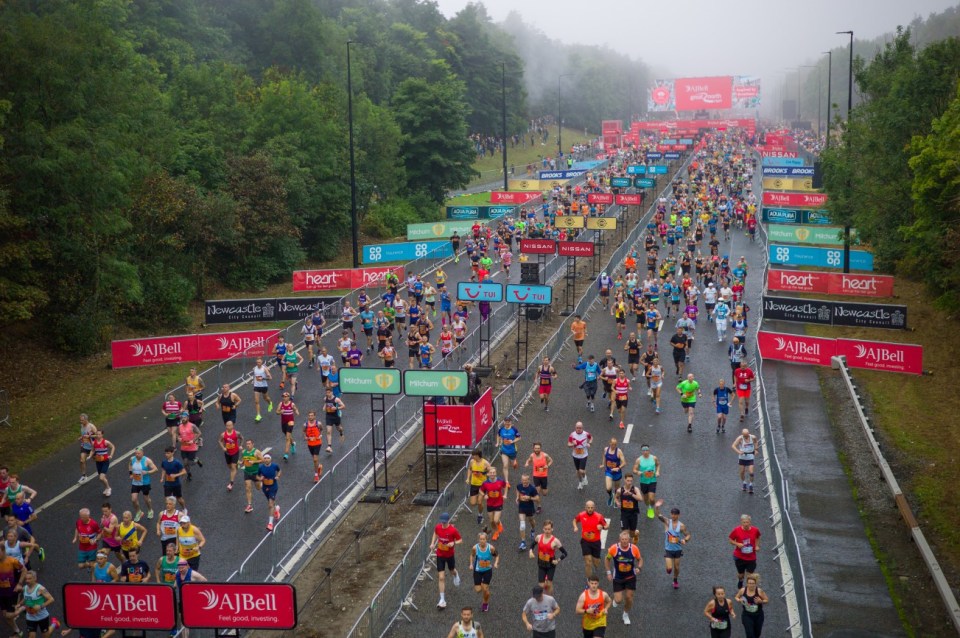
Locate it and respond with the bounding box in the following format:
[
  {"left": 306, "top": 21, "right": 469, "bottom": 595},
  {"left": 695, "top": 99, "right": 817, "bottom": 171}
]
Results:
[{"left": 435, "top": 132, "right": 775, "bottom": 638}]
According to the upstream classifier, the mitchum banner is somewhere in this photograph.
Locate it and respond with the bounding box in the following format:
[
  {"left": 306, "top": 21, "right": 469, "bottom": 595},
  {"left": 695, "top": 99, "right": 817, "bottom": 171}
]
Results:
[
  {"left": 766, "top": 224, "right": 856, "bottom": 246},
  {"left": 407, "top": 220, "right": 476, "bottom": 240}
]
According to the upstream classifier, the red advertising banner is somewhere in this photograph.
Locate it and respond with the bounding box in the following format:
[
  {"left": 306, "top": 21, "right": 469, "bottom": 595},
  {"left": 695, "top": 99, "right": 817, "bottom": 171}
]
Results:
[
  {"left": 762, "top": 192, "right": 829, "bottom": 208},
  {"left": 292, "top": 266, "right": 403, "bottom": 292},
  {"left": 632, "top": 119, "right": 757, "bottom": 131},
  {"left": 491, "top": 191, "right": 540, "bottom": 205},
  {"left": 63, "top": 583, "right": 177, "bottom": 631},
  {"left": 423, "top": 402, "right": 473, "bottom": 447},
  {"left": 757, "top": 330, "right": 836, "bottom": 367},
  {"left": 675, "top": 76, "right": 733, "bottom": 110},
  {"left": 180, "top": 582, "right": 298, "bottom": 630},
  {"left": 767, "top": 270, "right": 894, "bottom": 297},
  {"left": 519, "top": 239, "right": 557, "bottom": 255},
  {"left": 111, "top": 334, "right": 198, "bottom": 369},
  {"left": 472, "top": 388, "right": 494, "bottom": 442},
  {"left": 587, "top": 193, "right": 614, "bottom": 205},
  {"left": 759, "top": 149, "right": 799, "bottom": 158},
  {"left": 558, "top": 241, "right": 596, "bottom": 257},
  {"left": 196, "top": 330, "right": 279, "bottom": 361},
  {"left": 615, "top": 193, "right": 643, "bottom": 206},
  {"left": 836, "top": 339, "right": 923, "bottom": 375}
]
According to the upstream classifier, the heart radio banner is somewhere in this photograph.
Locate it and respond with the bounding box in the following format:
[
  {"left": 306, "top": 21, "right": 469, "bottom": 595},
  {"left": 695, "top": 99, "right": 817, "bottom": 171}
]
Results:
[{"left": 767, "top": 270, "right": 895, "bottom": 297}]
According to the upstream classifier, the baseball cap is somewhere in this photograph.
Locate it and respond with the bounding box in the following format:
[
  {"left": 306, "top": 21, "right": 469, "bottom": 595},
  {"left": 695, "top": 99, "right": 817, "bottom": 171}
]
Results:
[
  {"left": 439, "top": 512, "right": 451, "bottom": 523},
  {"left": 180, "top": 515, "right": 191, "bottom": 523}
]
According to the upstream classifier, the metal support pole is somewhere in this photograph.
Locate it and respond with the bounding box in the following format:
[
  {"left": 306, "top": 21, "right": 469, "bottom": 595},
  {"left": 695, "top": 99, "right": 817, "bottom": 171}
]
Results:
[
  {"left": 347, "top": 41, "right": 359, "bottom": 268},
  {"left": 502, "top": 62, "right": 508, "bottom": 192}
]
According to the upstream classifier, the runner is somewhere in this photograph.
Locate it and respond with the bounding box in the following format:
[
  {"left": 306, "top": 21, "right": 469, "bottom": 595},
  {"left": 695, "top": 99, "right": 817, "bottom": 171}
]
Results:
[
  {"left": 160, "top": 448, "right": 187, "bottom": 513},
  {"left": 735, "top": 574, "right": 769, "bottom": 638},
  {"left": 466, "top": 450, "right": 492, "bottom": 526},
  {"left": 185, "top": 390, "right": 204, "bottom": 430},
  {"left": 218, "top": 421, "right": 242, "bottom": 491},
  {"left": 257, "top": 453, "right": 282, "bottom": 531},
  {"left": 705, "top": 584, "right": 738, "bottom": 637},
  {"left": 216, "top": 384, "right": 241, "bottom": 426},
  {"left": 647, "top": 357, "right": 664, "bottom": 414},
  {"left": 571, "top": 315, "right": 588, "bottom": 356},
  {"left": 77, "top": 415, "right": 97, "bottom": 483},
  {"left": 302, "top": 318, "right": 319, "bottom": 364},
  {"left": 469, "top": 533, "right": 499, "bottom": 613},
  {"left": 378, "top": 338, "right": 398, "bottom": 367},
  {"left": 601, "top": 439, "right": 626, "bottom": 507},
  {"left": 341, "top": 301, "right": 358, "bottom": 340},
  {"left": 733, "top": 360, "right": 755, "bottom": 422},
  {"left": 154, "top": 541, "right": 179, "bottom": 585},
  {"left": 275, "top": 392, "right": 299, "bottom": 462},
  {"left": 654, "top": 500, "right": 691, "bottom": 589},
  {"left": 534, "top": 357, "right": 557, "bottom": 412},
  {"left": 610, "top": 369, "right": 630, "bottom": 429},
  {"left": 185, "top": 367, "right": 205, "bottom": 401},
  {"left": 732, "top": 429, "right": 758, "bottom": 494},
  {"left": 632, "top": 444, "right": 660, "bottom": 519},
  {"left": 623, "top": 333, "right": 641, "bottom": 381},
  {"left": 575, "top": 576, "right": 611, "bottom": 638},
  {"left": 714, "top": 379, "right": 732, "bottom": 434},
  {"left": 93, "top": 551, "right": 120, "bottom": 583},
  {"left": 529, "top": 520, "right": 566, "bottom": 596},
  {"left": 438, "top": 325, "right": 455, "bottom": 361},
  {"left": 15, "top": 571, "right": 58, "bottom": 638},
  {"left": 573, "top": 501, "right": 608, "bottom": 580},
  {"left": 728, "top": 514, "right": 761, "bottom": 589},
  {"left": 676, "top": 373, "right": 702, "bottom": 433},
  {"left": 322, "top": 388, "right": 346, "bottom": 454},
  {"left": 521, "top": 585, "right": 560, "bottom": 638},
  {"left": 572, "top": 355, "right": 600, "bottom": 412},
  {"left": 91, "top": 431, "right": 115, "bottom": 497},
  {"left": 240, "top": 440, "right": 264, "bottom": 514},
  {"left": 283, "top": 348, "right": 304, "bottom": 397},
  {"left": 72, "top": 509, "right": 100, "bottom": 570},
  {"left": 525, "top": 443, "right": 552, "bottom": 511},
  {"left": 430, "top": 512, "right": 462, "bottom": 610},
  {"left": 98, "top": 503, "right": 122, "bottom": 563},
  {"left": 567, "top": 422, "right": 592, "bottom": 490},
  {"left": 317, "top": 347, "right": 334, "bottom": 385},
  {"left": 676, "top": 310, "right": 696, "bottom": 360},
  {"left": 177, "top": 413, "right": 202, "bottom": 480},
  {"left": 302, "top": 411, "right": 324, "bottom": 482},
  {"left": 176, "top": 515, "right": 205, "bottom": 570},
  {"left": 480, "top": 468, "right": 508, "bottom": 541},
  {"left": 117, "top": 510, "right": 147, "bottom": 560},
  {"left": 614, "top": 475, "right": 643, "bottom": 544},
  {"left": 251, "top": 358, "right": 273, "bottom": 423},
  {"left": 156, "top": 496, "right": 183, "bottom": 554},
  {"left": 0, "top": 544, "right": 24, "bottom": 636},
  {"left": 359, "top": 307, "right": 376, "bottom": 352},
  {"left": 496, "top": 417, "right": 520, "bottom": 485},
  {"left": 728, "top": 337, "right": 747, "bottom": 382},
  {"left": 604, "top": 530, "right": 642, "bottom": 625},
  {"left": 273, "top": 336, "right": 289, "bottom": 388},
  {"left": 127, "top": 448, "right": 157, "bottom": 522},
  {"left": 162, "top": 393, "right": 181, "bottom": 447},
  {"left": 445, "top": 607, "right": 484, "bottom": 638},
  {"left": 669, "top": 326, "right": 688, "bottom": 376},
  {"left": 417, "top": 334, "right": 435, "bottom": 368},
  {"left": 514, "top": 474, "right": 539, "bottom": 551}
]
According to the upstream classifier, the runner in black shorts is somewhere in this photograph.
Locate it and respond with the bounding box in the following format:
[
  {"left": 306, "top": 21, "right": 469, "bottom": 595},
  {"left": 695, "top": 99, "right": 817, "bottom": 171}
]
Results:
[
  {"left": 322, "top": 389, "right": 346, "bottom": 454},
  {"left": 615, "top": 474, "right": 642, "bottom": 544}
]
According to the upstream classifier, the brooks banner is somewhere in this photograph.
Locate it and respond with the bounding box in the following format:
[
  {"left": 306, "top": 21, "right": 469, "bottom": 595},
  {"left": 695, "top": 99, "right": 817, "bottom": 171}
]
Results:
[
  {"left": 292, "top": 266, "right": 403, "bottom": 292},
  {"left": 767, "top": 269, "right": 895, "bottom": 297},
  {"left": 763, "top": 295, "right": 908, "bottom": 329},
  {"left": 205, "top": 297, "right": 339, "bottom": 324},
  {"left": 758, "top": 330, "right": 836, "bottom": 366},
  {"left": 769, "top": 244, "right": 874, "bottom": 271},
  {"left": 762, "top": 192, "right": 829, "bottom": 208},
  {"left": 766, "top": 224, "right": 853, "bottom": 246},
  {"left": 762, "top": 166, "right": 815, "bottom": 177}
]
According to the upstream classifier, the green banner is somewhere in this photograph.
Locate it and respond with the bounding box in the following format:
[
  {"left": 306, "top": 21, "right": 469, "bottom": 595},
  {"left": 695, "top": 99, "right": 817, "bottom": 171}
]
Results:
[
  {"left": 634, "top": 177, "right": 656, "bottom": 188},
  {"left": 403, "top": 370, "right": 469, "bottom": 397},
  {"left": 610, "top": 177, "right": 631, "bottom": 188},
  {"left": 339, "top": 368, "right": 402, "bottom": 395},
  {"left": 407, "top": 220, "right": 475, "bottom": 240},
  {"left": 766, "top": 224, "right": 856, "bottom": 246}
]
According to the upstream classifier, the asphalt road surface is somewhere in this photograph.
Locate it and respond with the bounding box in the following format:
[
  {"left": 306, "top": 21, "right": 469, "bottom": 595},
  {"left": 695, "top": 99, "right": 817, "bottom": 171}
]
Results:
[{"left": 386, "top": 179, "right": 789, "bottom": 637}]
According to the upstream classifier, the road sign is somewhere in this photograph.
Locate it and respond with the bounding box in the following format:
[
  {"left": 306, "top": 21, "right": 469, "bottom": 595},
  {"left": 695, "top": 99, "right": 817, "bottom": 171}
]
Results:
[
  {"left": 457, "top": 281, "right": 504, "bottom": 302},
  {"left": 339, "top": 368, "right": 402, "bottom": 395},
  {"left": 634, "top": 177, "right": 656, "bottom": 188},
  {"left": 586, "top": 217, "right": 618, "bottom": 230},
  {"left": 403, "top": 370, "right": 469, "bottom": 397},
  {"left": 610, "top": 177, "right": 632, "bottom": 188},
  {"left": 180, "top": 583, "right": 298, "bottom": 630},
  {"left": 648, "top": 165, "right": 669, "bottom": 175},
  {"left": 506, "top": 284, "right": 552, "bottom": 305},
  {"left": 555, "top": 215, "right": 585, "bottom": 229}
]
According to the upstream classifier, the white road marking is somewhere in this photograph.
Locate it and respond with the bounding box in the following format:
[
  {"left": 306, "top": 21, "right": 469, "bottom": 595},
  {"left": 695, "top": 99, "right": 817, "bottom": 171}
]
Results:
[{"left": 623, "top": 423, "right": 634, "bottom": 444}]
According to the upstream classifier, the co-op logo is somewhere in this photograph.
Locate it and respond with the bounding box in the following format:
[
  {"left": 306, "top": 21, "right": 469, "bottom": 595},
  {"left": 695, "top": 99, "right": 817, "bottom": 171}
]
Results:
[
  {"left": 82, "top": 590, "right": 159, "bottom": 613},
  {"left": 198, "top": 590, "right": 278, "bottom": 612},
  {"left": 852, "top": 344, "right": 904, "bottom": 363},
  {"left": 773, "top": 336, "right": 820, "bottom": 356},
  {"left": 132, "top": 342, "right": 181, "bottom": 358}
]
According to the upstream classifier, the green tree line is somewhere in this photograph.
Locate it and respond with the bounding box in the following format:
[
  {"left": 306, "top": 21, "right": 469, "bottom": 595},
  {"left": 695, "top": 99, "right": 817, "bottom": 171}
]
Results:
[{"left": 820, "top": 28, "right": 960, "bottom": 310}]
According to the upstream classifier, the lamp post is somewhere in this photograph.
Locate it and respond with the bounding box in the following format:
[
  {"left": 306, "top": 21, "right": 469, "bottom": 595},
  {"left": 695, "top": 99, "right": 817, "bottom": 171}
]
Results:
[
  {"left": 837, "top": 30, "right": 854, "bottom": 273},
  {"left": 558, "top": 73, "right": 571, "bottom": 159},
  {"left": 501, "top": 62, "right": 508, "bottom": 192},
  {"left": 347, "top": 40, "right": 359, "bottom": 268},
  {"left": 823, "top": 51, "right": 832, "bottom": 148}
]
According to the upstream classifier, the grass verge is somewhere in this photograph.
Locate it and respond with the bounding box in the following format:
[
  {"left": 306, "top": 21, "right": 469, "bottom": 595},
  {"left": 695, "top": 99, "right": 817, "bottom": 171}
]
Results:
[{"left": 468, "top": 124, "right": 592, "bottom": 186}]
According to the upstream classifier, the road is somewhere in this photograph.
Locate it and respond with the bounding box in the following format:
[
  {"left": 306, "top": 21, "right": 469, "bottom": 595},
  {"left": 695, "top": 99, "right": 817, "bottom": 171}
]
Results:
[{"left": 386, "top": 166, "right": 791, "bottom": 637}]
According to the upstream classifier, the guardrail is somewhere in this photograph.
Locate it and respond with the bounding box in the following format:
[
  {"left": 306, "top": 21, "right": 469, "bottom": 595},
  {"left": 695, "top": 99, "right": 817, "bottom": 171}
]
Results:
[
  {"left": 830, "top": 355, "right": 960, "bottom": 634},
  {"left": 347, "top": 149, "right": 690, "bottom": 637}
]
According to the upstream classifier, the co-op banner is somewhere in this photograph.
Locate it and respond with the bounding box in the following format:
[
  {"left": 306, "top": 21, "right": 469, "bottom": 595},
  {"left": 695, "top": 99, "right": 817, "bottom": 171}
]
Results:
[
  {"left": 766, "top": 224, "right": 854, "bottom": 246},
  {"left": 758, "top": 330, "right": 922, "bottom": 375},
  {"left": 769, "top": 244, "right": 874, "bottom": 271},
  {"left": 111, "top": 329, "right": 279, "bottom": 369},
  {"left": 761, "top": 208, "right": 832, "bottom": 225},
  {"left": 767, "top": 269, "right": 895, "bottom": 297},
  {"left": 205, "top": 297, "right": 339, "bottom": 324},
  {"left": 762, "top": 295, "right": 908, "bottom": 329},
  {"left": 362, "top": 240, "right": 453, "bottom": 264},
  {"left": 292, "top": 266, "right": 403, "bottom": 292}
]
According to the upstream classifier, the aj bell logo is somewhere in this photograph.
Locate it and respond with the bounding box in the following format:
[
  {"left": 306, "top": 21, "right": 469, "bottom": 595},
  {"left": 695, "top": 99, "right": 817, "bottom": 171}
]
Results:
[
  {"left": 132, "top": 342, "right": 181, "bottom": 357},
  {"left": 773, "top": 336, "right": 820, "bottom": 356},
  {"left": 852, "top": 344, "right": 904, "bottom": 363},
  {"left": 82, "top": 590, "right": 158, "bottom": 613},
  {"left": 217, "top": 337, "right": 267, "bottom": 351},
  {"left": 198, "top": 590, "right": 278, "bottom": 612}
]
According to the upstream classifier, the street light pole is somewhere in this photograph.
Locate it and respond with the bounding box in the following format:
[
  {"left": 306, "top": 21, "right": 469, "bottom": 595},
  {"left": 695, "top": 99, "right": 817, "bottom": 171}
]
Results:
[
  {"left": 823, "top": 51, "right": 832, "bottom": 148},
  {"left": 502, "top": 62, "right": 508, "bottom": 192},
  {"left": 837, "top": 30, "right": 854, "bottom": 273},
  {"left": 558, "top": 74, "right": 571, "bottom": 160},
  {"left": 347, "top": 40, "right": 359, "bottom": 269}
]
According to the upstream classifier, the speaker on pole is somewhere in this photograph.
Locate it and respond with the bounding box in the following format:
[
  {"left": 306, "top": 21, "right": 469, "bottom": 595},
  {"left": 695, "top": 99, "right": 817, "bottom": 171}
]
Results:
[{"left": 520, "top": 263, "right": 540, "bottom": 284}]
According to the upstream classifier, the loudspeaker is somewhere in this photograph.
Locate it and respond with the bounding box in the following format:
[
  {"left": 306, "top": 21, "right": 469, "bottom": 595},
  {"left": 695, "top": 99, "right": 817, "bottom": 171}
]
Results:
[
  {"left": 526, "top": 307, "right": 544, "bottom": 320},
  {"left": 520, "top": 263, "right": 540, "bottom": 284},
  {"left": 812, "top": 161, "right": 823, "bottom": 189}
]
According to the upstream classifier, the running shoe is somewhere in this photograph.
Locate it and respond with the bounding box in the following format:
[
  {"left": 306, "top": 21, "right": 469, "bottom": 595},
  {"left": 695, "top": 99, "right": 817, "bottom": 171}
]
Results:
[
  {"left": 623, "top": 612, "right": 631, "bottom": 625},
  {"left": 582, "top": 476, "right": 588, "bottom": 486},
  {"left": 437, "top": 599, "right": 447, "bottom": 609},
  {"left": 244, "top": 505, "right": 253, "bottom": 513},
  {"left": 655, "top": 407, "right": 661, "bottom": 414},
  {"left": 673, "top": 580, "right": 679, "bottom": 589},
  {"left": 453, "top": 573, "right": 461, "bottom": 587},
  {"left": 291, "top": 443, "right": 297, "bottom": 455},
  {"left": 267, "top": 401, "right": 274, "bottom": 412},
  {"left": 577, "top": 481, "right": 583, "bottom": 491},
  {"left": 314, "top": 473, "right": 320, "bottom": 483},
  {"left": 481, "top": 602, "right": 488, "bottom": 613},
  {"left": 147, "top": 510, "right": 154, "bottom": 520},
  {"left": 38, "top": 547, "right": 45, "bottom": 562},
  {"left": 687, "top": 424, "right": 692, "bottom": 433},
  {"left": 283, "top": 454, "right": 289, "bottom": 462},
  {"left": 519, "top": 541, "right": 527, "bottom": 551},
  {"left": 476, "top": 514, "right": 483, "bottom": 525},
  {"left": 134, "top": 511, "right": 143, "bottom": 523},
  {"left": 196, "top": 459, "right": 203, "bottom": 467},
  {"left": 78, "top": 475, "right": 87, "bottom": 484},
  {"left": 647, "top": 506, "right": 655, "bottom": 519},
  {"left": 619, "top": 421, "right": 625, "bottom": 429},
  {"left": 497, "top": 522, "right": 504, "bottom": 534},
  {"left": 255, "top": 415, "right": 262, "bottom": 423},
  {"left": 608, "top": 414, "right": 613, "bottom": 421},
  {"left": 275, "top": 505, "right": 281, "bottom": 518},
  {"left": 103, "top": 488, "right": 112, "bottom": 497},
  {"left": 748, "top": 485, "right": 754, "bottom": 495},
  {"left": 227, "top": 482, "right": 233, "bottom": 491},
  {"left": 492, "top": 530, "right": 500, "bottom": 541},
  {"left": 266, "top": 522, "right": 274, "bottom": 532},
  {"left": 279, "top": 382, "right": 285, "bottom": 389},
  {"left": 326, "top": 446, "right": 333, "bottom": 454}
]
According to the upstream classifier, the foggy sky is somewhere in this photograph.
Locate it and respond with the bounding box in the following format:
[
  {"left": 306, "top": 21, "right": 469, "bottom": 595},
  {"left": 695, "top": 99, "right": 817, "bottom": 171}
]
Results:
[{"left": 434, "top": 0, "right": 958, "bottom": 111}]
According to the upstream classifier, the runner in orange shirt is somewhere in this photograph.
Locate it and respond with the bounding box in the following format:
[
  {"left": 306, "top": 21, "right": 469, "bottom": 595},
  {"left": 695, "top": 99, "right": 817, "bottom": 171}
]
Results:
[
  {"left": 570, "top": 315, "right": 588, "bottom": 356},
  {"left": 573, "top": 501, "right": 608, "bottom": 580}
]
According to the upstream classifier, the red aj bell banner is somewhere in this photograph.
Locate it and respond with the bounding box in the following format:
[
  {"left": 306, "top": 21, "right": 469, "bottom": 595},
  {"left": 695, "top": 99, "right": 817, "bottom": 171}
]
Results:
[
  {"left": 757, "top": 330, "right": 922, "bottom": 374},
  {"left": 762, "top": 192, "right": 828, "bottom": 208},
  {"left": 111, "top": 330, "right": 280, "bottom": 369}
]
